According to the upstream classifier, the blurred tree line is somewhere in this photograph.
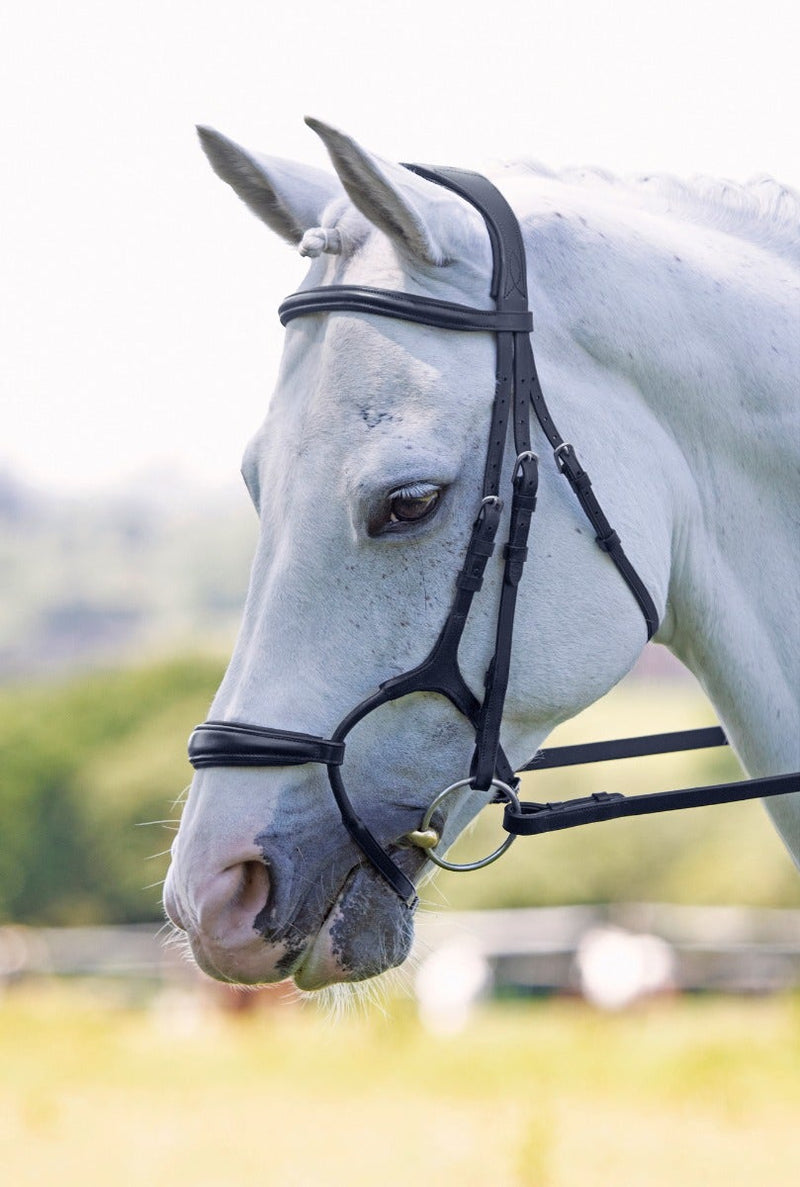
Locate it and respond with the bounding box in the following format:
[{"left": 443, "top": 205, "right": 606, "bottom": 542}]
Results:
[
  {"left": 0, "top": 658, "right": 222, "bottom": 925},
  {"left": 1, "top": 657, "right": 799, "bottom": 926}
]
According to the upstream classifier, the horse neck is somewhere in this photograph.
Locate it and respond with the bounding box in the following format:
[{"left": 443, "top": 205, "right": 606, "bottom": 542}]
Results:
[
  {"left": 516, "top": 172, "right": 800, "bottom": 774},
  {"left": 656, "top": 255, "right": 798, "bottom": 776}
]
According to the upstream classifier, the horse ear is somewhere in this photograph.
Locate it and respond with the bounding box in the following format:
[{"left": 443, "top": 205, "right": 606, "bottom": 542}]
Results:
[
  {"left": 197, "top": 125, "right": 343, "bottom": 245},
  {"left": 305, "top": 117, "right": 456, "bottom": 266}
]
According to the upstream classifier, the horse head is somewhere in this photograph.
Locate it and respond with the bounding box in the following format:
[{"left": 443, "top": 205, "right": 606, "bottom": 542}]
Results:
[{"left": 164, "top": 119, "right": 674, "bottom": 989}]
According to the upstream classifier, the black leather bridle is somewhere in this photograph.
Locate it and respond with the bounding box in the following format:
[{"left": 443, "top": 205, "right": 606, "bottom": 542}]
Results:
[{"left": 188, "top": 166, "right": 799, "bottom": 910}]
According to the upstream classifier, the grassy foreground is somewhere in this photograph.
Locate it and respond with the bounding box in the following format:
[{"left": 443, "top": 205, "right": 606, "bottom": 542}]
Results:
[{"left": 2, "top": 983, "right": 799, "bottom": 1186}]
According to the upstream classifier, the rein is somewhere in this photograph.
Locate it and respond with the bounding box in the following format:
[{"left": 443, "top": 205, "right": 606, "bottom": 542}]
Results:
[{"left": 188, "top": 165, "right": 799, "bottom": 908}]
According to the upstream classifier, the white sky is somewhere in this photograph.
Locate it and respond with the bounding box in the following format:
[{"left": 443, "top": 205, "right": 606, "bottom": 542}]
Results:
[{"left": 2, "top": 0, "right": 798, "bottom": 492}]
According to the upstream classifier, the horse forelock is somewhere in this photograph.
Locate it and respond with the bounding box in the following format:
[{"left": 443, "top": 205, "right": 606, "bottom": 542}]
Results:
[{"left": 297, "top": 184, "right": 496, "bottom": 296}]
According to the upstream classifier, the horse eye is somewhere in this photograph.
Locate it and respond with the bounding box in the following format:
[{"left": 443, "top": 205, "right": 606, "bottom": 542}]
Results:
[
  {"left": 389, "top": 487, "right": 441, "bottom": 525},
  {"left": 368, "top": 483, "right": 444, "bottom": 536}
]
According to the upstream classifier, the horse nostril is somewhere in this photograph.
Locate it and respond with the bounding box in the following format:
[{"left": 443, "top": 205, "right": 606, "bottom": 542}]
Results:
[{"left": 229, "top": 860, "right": 271, "bottom": 918}]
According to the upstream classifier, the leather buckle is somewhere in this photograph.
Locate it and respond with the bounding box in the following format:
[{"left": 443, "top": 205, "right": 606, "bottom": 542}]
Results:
[{"left": 553, "top": 441, "right": 574, "bottom": 473}]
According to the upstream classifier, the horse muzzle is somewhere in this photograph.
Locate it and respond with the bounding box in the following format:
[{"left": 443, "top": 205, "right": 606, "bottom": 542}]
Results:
[{"left": 163, "top": 773, "right": 428, "bottom": 988}]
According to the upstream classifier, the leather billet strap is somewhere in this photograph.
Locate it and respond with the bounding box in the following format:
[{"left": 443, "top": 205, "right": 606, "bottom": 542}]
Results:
[
  {"left": 471, "top": 453, "right": 538, "bottom": 791},
  {"left": 552, "top": 443, "right": 659, "bottom": 639}
]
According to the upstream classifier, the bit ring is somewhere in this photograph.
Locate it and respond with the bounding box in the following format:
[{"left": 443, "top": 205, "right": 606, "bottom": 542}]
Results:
[{"left": 409, "top": 777, "right": 520, "bottom": 871}]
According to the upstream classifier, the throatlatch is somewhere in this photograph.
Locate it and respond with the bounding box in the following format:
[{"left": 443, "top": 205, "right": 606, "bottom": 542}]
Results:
[{"left": 188, "top": 165, "right": 799, "bottom": 907}]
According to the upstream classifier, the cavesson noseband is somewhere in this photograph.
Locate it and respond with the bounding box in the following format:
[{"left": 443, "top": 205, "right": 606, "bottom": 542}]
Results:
[{"left": 188, "top": 166, "right": 799, "bottom": 910}]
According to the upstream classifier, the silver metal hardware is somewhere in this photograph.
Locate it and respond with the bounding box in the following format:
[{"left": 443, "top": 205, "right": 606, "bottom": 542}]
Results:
[
  {"left": 514, "top": 450, "right": 539, "bottom": 478},
  {"left": 553, "top": 442, "right": 573, "bottom": 471},
  {"left": 406, "top": 777, "right": 520, "bottom": 871}
]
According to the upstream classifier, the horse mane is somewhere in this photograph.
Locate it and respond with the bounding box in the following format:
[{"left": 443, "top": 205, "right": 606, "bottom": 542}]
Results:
[{"left": 505, "top": 159, "right": 800, "bottom": 266}]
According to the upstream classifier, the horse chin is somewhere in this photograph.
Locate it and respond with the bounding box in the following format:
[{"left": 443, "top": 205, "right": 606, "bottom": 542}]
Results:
[
  {"left": 293, "top": 864, "right": 415, "bottom": 990},
  {"left": 182, "top": 931, "right": 297, "bottom": 987}
]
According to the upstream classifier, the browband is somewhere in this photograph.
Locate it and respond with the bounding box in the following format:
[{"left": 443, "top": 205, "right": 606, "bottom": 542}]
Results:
[{"left": 279, "top": 286, "right": 534, "bottom": 333}]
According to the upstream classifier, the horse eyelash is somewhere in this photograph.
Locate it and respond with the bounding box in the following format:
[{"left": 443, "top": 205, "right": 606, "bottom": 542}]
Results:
[{"left": 390, "top": 481, "right": 440, "bottom": 501}]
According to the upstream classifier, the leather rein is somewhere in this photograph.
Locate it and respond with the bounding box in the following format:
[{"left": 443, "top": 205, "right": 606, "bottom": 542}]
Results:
[{"left": 188, "top": 165, "right": 799, "bottom": 910}]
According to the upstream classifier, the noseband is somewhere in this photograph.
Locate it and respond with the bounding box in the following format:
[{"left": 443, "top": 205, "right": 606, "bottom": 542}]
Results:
[{"left": 188, "top": 166, "right": 799, "bottom": 909}]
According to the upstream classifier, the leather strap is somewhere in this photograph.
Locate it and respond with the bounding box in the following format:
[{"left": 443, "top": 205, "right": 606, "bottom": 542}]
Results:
[
  {"left": 188, "top": 721, "right": 345, "bottom": 769},
  {"left": 279, "top": 286, "right": 533, "bottom": 333},
  {"left": 471, "top": 454, "right": 538, "bottom": 790},
  {"left": 405, "top": 165, "right": 531, "bottom": 309},
  {"left": 551, "top": 442, "right": 659, "bottom": 639},
  {"left": 504, "top": 771, "right": 800, "bottom": 835},
  {"left": 508, "top": 726, "right": 799, "bottom": 838},
  {"left": 519, "top": 726, "right": 729, "bottom": 771}
]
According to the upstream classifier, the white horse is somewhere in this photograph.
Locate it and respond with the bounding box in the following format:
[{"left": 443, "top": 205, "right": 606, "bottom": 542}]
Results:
[{"left": 164, "top": 118, "right": 800, "bottom": 990}]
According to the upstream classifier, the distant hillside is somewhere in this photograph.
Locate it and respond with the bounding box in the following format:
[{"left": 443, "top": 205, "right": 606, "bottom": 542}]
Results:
[
  {"left": 0, "top": 466, "right": 689, "bottom": 684},
  {"left": 0, "top": 469, "right": 257, "bottom": 679}
]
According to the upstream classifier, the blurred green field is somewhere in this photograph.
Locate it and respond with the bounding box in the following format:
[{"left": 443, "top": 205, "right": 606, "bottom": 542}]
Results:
[{"left": 2, "top": 984, "right": 799, "bottom": 1186}]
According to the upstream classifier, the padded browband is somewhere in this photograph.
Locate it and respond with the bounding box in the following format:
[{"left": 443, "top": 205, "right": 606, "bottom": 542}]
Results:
[
  {"left": 279, "top": 286, "right": 534, "bottom": 333},
  {"left": 189, "top": 721, "right": 345, "bottom": 769}
]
